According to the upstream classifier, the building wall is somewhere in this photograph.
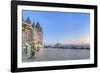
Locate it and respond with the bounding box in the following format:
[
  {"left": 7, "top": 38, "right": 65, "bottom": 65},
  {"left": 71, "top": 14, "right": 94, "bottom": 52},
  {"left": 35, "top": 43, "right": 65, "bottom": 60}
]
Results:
[{"left": 22, "top": 22, "right": 43, "bottom": 48}]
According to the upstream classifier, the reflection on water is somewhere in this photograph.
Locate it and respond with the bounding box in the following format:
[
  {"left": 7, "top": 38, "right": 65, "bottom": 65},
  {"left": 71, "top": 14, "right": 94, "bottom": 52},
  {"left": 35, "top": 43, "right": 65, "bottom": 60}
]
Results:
[{"left": 22, "top": 48, "right": 90, "bottom": 62}]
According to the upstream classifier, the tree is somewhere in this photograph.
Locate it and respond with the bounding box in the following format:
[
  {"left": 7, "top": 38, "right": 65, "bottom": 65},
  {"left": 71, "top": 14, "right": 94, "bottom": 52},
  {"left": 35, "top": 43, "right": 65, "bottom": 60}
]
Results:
[{"left": 22, "top": 23, "right": 27, "bottom": 31}]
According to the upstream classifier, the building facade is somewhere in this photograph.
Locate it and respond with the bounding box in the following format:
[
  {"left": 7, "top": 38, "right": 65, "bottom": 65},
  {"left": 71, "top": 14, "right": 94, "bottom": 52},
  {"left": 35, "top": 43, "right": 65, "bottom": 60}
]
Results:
[{"left": 22, "top": 17, "right": 43, "bottom": 51}]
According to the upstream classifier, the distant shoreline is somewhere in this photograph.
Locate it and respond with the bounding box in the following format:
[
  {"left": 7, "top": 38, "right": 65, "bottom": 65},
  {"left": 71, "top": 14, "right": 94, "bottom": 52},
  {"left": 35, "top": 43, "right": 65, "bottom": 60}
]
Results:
[{"left": 44, "top": 47, "right": 90, "bottom": 50}]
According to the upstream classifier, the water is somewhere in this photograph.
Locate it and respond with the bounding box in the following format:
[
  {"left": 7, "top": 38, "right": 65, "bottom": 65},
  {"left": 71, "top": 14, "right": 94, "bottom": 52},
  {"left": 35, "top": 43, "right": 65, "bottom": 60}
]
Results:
[{"left": 23, "top": 48, "right": 90, "bottom": 62}]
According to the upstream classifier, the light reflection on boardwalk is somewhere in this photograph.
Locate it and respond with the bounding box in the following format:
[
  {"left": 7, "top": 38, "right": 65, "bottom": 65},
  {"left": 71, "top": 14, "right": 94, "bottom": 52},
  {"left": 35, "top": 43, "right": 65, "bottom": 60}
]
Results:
[{"left": 23, "top": 48, "right": 90, "bottom": 62}]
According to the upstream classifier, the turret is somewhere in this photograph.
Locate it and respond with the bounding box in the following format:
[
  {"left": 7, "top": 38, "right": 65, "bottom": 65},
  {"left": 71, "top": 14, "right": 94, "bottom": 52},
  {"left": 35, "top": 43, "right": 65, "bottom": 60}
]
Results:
[
  {"left": 25, "top": 17, "right": 31, "bottom": 24},
  {"left": 32, "top": 21, "right": 35, "bottom": 28},
  {"left": 36, "top": 22, "right": 43, "bottom": 32}
]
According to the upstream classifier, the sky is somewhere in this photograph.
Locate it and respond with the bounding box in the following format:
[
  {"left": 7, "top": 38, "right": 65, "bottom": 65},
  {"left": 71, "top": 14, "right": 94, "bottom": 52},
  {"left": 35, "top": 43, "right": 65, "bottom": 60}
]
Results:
[{"left": 22, "top": 10, "right": 90, "bottom": 45}]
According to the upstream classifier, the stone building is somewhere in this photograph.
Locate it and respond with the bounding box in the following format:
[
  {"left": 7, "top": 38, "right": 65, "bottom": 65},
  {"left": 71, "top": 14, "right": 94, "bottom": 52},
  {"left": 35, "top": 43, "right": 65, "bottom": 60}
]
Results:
[{"left": 22, "top": 17, "right": 43, "bottom": 52}]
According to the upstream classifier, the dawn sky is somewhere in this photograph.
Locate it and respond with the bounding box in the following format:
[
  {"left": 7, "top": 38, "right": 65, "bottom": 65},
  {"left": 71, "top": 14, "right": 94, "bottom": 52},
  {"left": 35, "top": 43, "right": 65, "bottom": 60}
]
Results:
[{"left": 22, "top": 10, "right": 90, "bottom": 45}]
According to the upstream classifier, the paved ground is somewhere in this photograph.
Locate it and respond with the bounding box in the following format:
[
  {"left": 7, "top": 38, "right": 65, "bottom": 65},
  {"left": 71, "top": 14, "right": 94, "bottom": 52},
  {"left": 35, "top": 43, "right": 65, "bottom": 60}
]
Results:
[{"left": 22, "top": 48, "right": 90, "bottom": 62}]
